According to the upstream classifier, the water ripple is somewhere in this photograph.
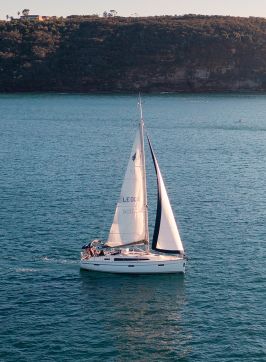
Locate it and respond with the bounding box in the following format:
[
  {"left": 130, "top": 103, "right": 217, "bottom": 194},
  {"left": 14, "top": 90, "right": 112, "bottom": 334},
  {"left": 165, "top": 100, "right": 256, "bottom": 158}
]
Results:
[{"left": 0, "top": 93, "right": 265, "bottom": 361}]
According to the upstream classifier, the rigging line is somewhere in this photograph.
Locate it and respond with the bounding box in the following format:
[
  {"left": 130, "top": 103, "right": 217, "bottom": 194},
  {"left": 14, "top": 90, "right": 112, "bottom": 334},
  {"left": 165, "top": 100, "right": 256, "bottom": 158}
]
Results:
[{"left": 138, "top": 92, "right": 143, "bottom": 120}]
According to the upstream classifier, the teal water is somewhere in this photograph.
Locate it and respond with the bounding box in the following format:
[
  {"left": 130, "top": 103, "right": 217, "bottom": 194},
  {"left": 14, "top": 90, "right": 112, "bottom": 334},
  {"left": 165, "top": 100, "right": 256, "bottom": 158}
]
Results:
[{"left": 0, "top": 93, "right": 265, "bottom": 361}]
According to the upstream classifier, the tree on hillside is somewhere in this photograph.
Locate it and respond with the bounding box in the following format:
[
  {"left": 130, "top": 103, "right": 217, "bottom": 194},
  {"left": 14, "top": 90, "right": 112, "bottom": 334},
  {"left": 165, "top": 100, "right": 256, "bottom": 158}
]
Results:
[
  {"left": 103, "top": 10, "right": 117, "bottom": 17},
  {"left": 109, "top": 10, "right": 117, "bottom": 17},
  {"left": 22, "top": 9, "right": 30, "bottom": 16}
]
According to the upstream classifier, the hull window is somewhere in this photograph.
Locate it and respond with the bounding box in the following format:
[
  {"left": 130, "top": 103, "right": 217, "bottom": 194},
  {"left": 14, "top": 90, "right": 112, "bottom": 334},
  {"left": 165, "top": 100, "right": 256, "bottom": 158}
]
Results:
[{"left": 114, "top": 258, "right": 150, "bottom": 261}]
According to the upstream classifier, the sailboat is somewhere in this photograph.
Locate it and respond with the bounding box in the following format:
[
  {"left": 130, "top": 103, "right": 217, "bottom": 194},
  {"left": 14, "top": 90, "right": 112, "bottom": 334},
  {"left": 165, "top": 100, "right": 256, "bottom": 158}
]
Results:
[{"left": 80, "top": 98, "right": 187, "bottom": 274}]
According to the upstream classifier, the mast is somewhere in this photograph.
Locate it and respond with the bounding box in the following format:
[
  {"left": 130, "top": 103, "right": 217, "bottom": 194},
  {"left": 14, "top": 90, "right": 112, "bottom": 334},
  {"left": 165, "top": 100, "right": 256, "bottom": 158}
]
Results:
[{"left": 139, "top": 95, "right": 149, "bottom": 252}]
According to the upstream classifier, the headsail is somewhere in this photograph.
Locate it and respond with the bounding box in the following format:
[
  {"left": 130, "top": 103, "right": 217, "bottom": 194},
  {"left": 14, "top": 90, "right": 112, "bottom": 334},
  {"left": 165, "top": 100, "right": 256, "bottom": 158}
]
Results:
[
  {"left": 147, "top": 136, "right": 184, "bottom": 254},
  {"left": 107, "top": 125, "right": 147, "bottom": 247}
]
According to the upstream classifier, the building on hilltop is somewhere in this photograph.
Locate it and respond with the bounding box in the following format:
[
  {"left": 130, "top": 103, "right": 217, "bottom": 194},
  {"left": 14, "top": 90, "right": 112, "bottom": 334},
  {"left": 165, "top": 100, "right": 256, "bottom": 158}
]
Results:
[{"left": 20, "top": 15, "right": 57, "bottom": 21}]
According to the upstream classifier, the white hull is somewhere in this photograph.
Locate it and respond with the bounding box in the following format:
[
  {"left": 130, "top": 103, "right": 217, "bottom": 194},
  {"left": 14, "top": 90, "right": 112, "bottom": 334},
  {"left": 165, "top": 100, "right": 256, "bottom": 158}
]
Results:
[{"left": 80, "top": 252, "right": 186, "bottom": 274}]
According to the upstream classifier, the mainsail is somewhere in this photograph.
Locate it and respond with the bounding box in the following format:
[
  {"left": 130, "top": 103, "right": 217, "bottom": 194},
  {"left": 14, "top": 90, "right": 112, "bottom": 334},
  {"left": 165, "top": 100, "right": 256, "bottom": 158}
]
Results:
[
  {"left": 107, "top": 123, "right": 147, "bottom": 247},
  {"left": 148, "top": 137, "right": 184, "bottom": 254}
]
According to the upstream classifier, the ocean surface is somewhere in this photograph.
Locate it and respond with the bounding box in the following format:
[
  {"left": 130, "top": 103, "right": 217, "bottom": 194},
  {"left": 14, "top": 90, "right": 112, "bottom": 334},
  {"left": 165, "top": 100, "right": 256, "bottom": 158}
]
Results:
[{"left": 0, "top": 93, "right": 265, "bottom": 361}]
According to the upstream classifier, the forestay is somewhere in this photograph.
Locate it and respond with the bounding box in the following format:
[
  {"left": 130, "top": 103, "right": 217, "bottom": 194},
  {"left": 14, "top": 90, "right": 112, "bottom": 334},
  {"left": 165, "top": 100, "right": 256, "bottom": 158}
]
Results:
[
  {"left": 148, "top": 137, "right": 184, "bottom": 254},
  {"left": 107, "top": 126, "right": 146, "bottom": 247}
]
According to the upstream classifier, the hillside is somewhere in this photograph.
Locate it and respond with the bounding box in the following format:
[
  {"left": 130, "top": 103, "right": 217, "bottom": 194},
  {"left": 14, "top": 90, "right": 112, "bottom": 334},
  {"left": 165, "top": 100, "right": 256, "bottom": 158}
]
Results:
[{"left": 1, "top": 15, "right": 266, "bottom": 92}]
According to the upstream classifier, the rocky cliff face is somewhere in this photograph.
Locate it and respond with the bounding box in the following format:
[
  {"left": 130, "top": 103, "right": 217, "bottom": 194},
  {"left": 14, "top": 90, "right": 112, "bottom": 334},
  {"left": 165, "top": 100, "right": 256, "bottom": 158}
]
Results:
[{"left": 1, "top": 15, "right": 266, "bottom": 92}]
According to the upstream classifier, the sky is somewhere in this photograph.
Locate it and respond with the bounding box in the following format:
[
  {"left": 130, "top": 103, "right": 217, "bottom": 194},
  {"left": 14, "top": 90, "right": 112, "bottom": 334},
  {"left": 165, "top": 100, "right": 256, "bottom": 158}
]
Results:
[{"left": 1, "top": 0, "right": 266, "bottom": 20}]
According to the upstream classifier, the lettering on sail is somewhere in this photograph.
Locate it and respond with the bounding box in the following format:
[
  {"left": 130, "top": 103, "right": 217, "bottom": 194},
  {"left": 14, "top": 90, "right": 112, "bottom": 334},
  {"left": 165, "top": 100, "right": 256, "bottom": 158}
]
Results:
[
  {"left": 119, "top": 196, "right": 139, "bottom": 203},
  {"left": 122, "top": 208, "right": 138, "bottom": 214}
]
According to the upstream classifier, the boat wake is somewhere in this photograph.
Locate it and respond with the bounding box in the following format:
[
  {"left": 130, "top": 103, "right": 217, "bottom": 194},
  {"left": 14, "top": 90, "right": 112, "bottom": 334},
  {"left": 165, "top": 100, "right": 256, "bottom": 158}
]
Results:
[
  {"left": 41, "top": 256, "right": 79, "bottom": 265},
  {"left": 15, "top": 268, "right": 38, "bottom": 273}
]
